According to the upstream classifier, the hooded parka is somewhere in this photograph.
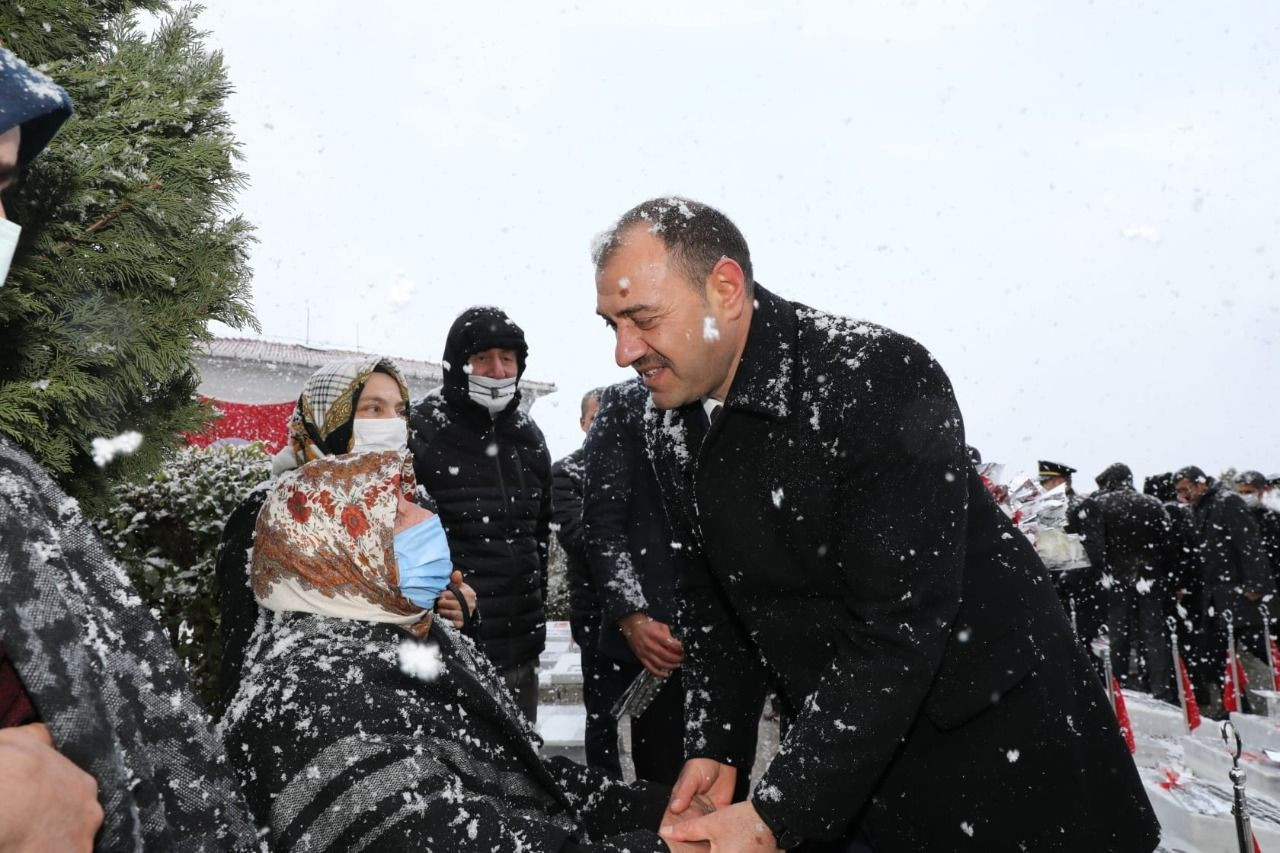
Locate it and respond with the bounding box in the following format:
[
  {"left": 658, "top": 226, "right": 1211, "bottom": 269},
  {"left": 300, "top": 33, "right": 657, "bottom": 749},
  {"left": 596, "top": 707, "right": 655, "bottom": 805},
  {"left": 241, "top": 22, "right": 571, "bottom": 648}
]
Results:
[{"left": 410, "top": 308, "right": 552, "bottom": 673}]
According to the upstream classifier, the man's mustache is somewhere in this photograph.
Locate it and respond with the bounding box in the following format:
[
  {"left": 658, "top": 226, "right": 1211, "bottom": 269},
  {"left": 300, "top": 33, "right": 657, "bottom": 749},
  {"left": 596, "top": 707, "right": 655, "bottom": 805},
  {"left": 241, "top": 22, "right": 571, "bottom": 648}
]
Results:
[{"left": 632, "top": 356, "right": 671, "bottom": 373}]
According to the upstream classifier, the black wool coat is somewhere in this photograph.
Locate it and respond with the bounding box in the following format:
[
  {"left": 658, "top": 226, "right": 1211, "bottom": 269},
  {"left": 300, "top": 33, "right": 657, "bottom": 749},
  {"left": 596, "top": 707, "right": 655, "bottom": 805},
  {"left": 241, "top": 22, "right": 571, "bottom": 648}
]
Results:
[
  {"left": 1190, "top": 483, "right": 1275, "bottom": 629},
  {"left": 410, "top": 393, "right": 552, "bottom": 672},
  {"left": 1075, "top": 487, "right": 1176, "bottom": 583},
  {"left": 552, "top": 446, "right": 601, "bottom": 625},
  {"left": 583, "top": 378, "right": 683, "bottom": 664},
  {"left": 643, "top": 286, "right": 1160, "bottom": 852}
]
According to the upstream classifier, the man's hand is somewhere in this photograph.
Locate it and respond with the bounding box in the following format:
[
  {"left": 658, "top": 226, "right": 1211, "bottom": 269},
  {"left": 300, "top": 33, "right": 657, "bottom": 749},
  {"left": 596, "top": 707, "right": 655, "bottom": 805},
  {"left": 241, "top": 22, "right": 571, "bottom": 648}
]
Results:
[
  {"left": 619, "top": 612, "right": 683, "bottom": 677},
  {"left": 0, "top": 723, "right": 102, "bottom": 853},
  {"left": 661, "top": 800, "right": 781, "bottom": 852},
  {"left": 1245, "top": 591, "right": 1263, "bottom": 602},
  {"left": 393, "top": 495, "right": 433, "bottom": 535},
  {"left": 435, "top": 570, "right": 476, "bottom": 628},
  {"left": 662, "top": 757, "right": 737, "bottom": 833}
]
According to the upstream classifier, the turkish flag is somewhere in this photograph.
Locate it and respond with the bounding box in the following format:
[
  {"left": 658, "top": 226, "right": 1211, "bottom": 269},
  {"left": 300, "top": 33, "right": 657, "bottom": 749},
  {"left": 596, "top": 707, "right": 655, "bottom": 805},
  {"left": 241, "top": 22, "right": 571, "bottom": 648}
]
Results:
[
  {"left": 1112, "top": 677, "right": 1135, "bottom": 753},
  {"left": 1178, "top": 657, "right": 1201, "bottom": 731},
  {"left": 1223, "top": 651, "right": 1248, "bottom": 714}
]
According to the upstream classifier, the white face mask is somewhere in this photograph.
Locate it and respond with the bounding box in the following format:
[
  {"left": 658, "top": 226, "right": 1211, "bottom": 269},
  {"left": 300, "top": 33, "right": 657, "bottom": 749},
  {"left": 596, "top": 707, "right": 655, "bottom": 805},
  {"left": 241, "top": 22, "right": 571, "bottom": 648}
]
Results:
[
  {"left": 468, "top": 374, "right": 518, "bottom": 415},
  {"left": 0, "top": 218, "right": 21, "bottom": 287},
  {"left": 1239, "top": 492, "right": 1261, "bottom": 508},
  {"left": 351, "top": 417, "right": 408, "bottom": 453}
]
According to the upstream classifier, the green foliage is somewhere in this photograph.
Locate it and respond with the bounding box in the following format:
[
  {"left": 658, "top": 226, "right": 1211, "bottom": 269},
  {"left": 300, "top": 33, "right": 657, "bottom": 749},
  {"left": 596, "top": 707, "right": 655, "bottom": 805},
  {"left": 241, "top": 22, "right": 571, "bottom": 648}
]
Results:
[
  {"left": 94, "top": 442, "right": 270, "bottom": 706},
  {"left": 0, "top": 3, "right": 257, "bottom": 510}
]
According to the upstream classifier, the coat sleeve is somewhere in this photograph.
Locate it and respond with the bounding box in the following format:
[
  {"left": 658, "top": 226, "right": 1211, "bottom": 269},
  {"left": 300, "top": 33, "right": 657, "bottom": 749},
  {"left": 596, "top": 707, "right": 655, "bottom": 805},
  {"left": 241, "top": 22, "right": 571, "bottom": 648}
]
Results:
[
  {"left": 545, "top": 755, "right": 670, "bottom": 852},
  {"left": 750, "top": 338, "right": 969, "bottom": 844},
  {"left": 214, "top": 488, "right": 268, "bottom": 712},
  {"left": 551, "top": 459, "right": 585, "bottom": 556},
  {"left": 583, "top": 388, "right": 651, "bottom": 624},
  {"left": 1076, "top": 496, "right": 1107, "bottom": 573}
]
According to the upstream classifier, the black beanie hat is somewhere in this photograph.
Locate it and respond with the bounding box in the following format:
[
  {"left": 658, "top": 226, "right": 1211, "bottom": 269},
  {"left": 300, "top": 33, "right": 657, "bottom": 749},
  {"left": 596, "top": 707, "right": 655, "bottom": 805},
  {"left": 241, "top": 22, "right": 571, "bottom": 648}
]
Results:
[{"left": 0, "top": 49, "right": 74, "bottom": 165}]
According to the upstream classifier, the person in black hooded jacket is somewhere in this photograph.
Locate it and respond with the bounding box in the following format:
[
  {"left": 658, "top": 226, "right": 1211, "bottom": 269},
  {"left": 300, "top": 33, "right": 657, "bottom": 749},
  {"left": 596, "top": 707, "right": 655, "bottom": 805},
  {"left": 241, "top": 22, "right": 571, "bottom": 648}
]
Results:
[{"left": 410, "top": 306, "right": 553, "bottom": 722}]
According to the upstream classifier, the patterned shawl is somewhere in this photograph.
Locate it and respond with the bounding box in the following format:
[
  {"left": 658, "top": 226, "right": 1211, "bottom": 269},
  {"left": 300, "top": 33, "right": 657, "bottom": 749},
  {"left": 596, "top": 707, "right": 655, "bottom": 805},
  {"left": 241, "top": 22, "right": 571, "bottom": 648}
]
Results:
[
  {"left": 252, "top": 449, "right": 431, "bottom": 635},
  {"left": 0, "top": 438, "right": 260, "bottom": 851},
  {"left": 281, "top": 357, "right": 410, "bottom": 470}
]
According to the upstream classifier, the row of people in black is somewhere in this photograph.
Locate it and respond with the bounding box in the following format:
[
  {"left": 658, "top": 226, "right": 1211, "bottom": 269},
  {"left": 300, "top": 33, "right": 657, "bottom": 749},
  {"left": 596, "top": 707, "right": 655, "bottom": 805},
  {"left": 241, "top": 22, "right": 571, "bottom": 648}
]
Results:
[{"left": 1045, "top": 460, "right": 1280, "bottom": 716}]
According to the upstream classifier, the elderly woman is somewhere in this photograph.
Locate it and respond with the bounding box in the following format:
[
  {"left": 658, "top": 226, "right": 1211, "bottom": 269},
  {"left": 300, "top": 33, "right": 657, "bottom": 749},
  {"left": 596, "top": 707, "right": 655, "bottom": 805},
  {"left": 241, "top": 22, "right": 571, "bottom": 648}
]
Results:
[
  {"left": 215, "top": 357, "right": 476, "bottom": 708},
  {"left": 219, "top": 443, "right": 702, "bottom": 851}
]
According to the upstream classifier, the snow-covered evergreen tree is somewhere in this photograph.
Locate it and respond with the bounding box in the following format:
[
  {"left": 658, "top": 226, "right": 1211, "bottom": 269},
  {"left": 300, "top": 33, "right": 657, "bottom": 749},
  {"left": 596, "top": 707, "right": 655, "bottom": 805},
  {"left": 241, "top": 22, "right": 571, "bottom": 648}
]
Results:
[{"left": 0, "top": 2, "right": 256, "bottom": 509}]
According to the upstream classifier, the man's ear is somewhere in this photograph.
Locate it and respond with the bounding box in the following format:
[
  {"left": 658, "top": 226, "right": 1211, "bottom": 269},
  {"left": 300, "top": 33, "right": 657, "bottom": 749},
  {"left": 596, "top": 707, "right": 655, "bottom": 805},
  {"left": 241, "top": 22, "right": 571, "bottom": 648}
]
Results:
[{"left": 706, "top": 257, "right": 747, "bottom": 320}]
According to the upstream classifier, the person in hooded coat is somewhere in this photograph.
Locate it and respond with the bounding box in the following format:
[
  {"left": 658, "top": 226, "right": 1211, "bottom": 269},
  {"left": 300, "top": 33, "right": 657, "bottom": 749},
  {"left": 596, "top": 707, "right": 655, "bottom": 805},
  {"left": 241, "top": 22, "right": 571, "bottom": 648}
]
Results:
[
  {"left": 221, "top": 450, "right": 703, "bottom": 853},
  {"left": 215, "top": 357, "right": 477, "bottom": 711},
  {"left": 410, "top": 306, "right": 553, "bottom": 721},
  {"left": 0, "top": 48, "right": 259, "bottom": 851},
  {"left": 1075, "top": 462, "right": 1177, "bottom": 701}
]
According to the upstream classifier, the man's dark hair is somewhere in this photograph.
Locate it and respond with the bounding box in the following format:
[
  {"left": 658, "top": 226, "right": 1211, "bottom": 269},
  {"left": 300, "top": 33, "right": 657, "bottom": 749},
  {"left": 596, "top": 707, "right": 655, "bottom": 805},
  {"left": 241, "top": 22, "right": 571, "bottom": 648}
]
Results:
[
  {"left": 580, "top": 387, "right": 604, "bottom": 418},
  {"left": 1095, "top": 462, "right": 1133, "bottom": 491},
  {"left": 592, "top": 197, "right": 754, "bottom": 294},
  {"left": 1173, "top": 465, "right": 1209, "bottom": 485},
  {"left": 1236, "top": 470, "right": 1268, "bottom": 489},
  {"left": 1144, "top": 472, "right": 1176, "bottom": 502}
]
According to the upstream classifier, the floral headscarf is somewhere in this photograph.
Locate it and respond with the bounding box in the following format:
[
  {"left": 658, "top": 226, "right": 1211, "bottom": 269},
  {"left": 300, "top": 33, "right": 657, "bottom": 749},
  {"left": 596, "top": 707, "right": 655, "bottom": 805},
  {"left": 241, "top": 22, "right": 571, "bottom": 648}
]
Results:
[
  {"left": 251, "top": 449, "right": 431, "bottom": 636},
  {"left": 278, "top": 357, "right": 410, "bottom": 472}
]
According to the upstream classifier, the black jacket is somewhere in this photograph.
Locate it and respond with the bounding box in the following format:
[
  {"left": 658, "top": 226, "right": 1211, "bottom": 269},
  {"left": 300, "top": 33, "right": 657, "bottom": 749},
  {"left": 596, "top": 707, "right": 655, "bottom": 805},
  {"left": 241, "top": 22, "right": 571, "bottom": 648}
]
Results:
[
  {"left": 1075, "top": 486, "right": 1176, "bottom": 584},
  {"left": 644, "top": 286, "right": 1159, "bottom": 851},
  {"left": 583, "top": 378, "right": 683, "bottom": 664},
  {"left": 410, "top": 309, "right": 552, "bottom": 672},
  {"left": 551, "top": 447, "right": 600, "bottom": 624},
  {"left": 1190, "top": 483, "right": 1275, "bottom": 627},
  {"left": 1252, "top": 505, "right": 1280, "bottom": 580}
]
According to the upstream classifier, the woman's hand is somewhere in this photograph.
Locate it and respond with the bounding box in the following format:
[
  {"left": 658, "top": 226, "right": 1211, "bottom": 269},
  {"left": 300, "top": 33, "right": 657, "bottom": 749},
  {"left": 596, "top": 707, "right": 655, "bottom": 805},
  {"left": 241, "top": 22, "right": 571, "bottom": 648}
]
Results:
[{"left": 436, "top": 570, "right": 477, "bottom": 629}]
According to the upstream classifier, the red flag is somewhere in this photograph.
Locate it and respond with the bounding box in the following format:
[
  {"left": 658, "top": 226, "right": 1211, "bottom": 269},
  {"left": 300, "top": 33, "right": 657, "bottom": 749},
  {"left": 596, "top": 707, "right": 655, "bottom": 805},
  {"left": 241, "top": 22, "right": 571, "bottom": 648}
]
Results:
[
  {"left": 1112, "top": 677, "right": 1136, "bottom": 753},
  {"left": 1271, "top": 639, "right": 1280, "bottom": 689},
  {"left": 1254, "top": 832, "right": 1262, "bottom": 853},
  {"left": 1224, "top": 651, "right": 1249, "bottom": 714},
  {"left": 1178, "top": 657, "right": 1202, "bottom": 731}
]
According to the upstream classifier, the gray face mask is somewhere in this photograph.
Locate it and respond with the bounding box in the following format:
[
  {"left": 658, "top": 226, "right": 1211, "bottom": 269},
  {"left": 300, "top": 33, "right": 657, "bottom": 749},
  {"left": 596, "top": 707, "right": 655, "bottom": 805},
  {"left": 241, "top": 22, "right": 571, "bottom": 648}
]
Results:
[
  {"left": 0, "top": 218, "right": 21, "bottom": 286},
  {"left": 468, "top": 374, "right": 518, "bottom": 415}
]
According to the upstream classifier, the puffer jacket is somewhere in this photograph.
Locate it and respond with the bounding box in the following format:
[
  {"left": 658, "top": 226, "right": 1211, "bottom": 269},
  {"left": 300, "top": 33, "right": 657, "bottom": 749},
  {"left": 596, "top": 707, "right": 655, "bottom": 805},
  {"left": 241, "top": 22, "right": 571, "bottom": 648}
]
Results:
[{"left": 410, "top": 307, "right": 552, "bottom": 671}]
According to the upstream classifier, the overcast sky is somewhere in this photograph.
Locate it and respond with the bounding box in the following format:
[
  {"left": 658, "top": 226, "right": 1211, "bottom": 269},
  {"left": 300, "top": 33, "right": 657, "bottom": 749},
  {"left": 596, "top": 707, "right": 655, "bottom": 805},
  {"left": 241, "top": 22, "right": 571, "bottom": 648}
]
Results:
[{"left": 197, "top": 1, "right": 1279, "bottom": 488}]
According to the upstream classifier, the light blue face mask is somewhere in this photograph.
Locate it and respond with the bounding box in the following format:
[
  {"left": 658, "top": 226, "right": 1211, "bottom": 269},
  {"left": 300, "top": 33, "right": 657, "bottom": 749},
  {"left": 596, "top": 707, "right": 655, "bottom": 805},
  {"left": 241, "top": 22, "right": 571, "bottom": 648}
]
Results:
[{"left": 394, "top": 514, "right": 454, "bottom": 610}]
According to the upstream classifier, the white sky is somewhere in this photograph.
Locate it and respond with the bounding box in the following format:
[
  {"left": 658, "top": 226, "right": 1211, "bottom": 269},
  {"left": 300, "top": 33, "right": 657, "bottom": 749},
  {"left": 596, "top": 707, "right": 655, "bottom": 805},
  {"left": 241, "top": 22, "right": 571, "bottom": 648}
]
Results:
[{"left": 198, "top": 1, "right": 1280, "bottom": 488}]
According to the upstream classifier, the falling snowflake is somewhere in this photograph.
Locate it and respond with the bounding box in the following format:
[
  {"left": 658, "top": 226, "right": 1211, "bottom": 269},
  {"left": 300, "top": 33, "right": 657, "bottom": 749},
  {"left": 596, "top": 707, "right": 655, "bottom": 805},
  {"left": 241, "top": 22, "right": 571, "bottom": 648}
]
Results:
[
  {"left": 398, "top": 639, "right": 443, "bottom": 682},
  {"left": 91, "top": 431, "right": 143, "bottom": 467}
]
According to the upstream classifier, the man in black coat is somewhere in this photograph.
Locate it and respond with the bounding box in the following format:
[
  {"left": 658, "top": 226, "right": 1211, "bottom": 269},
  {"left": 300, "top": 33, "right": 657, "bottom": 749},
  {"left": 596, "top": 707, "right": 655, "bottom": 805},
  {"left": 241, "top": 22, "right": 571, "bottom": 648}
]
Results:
[
  {"left": 1175, "top": 465, "right": 1276, "bottom": 713},
  {"left": 1076, "top": 463, "right": 1177, "bottom": 701},
  {"left": 1236, "top": 470, "right": 1280, "bottom": 582},
  {"left": 550, "top": 388, "right": 622, "bottom": 774},
  {"left": 411, "top": 307, "right": 553, "bottom": 721},
  {"left": 593, "top": 197, "right": 1159, "bottom": 852},
  {"left": 582, "top": 377, "right": 748, "bottom": 792}
]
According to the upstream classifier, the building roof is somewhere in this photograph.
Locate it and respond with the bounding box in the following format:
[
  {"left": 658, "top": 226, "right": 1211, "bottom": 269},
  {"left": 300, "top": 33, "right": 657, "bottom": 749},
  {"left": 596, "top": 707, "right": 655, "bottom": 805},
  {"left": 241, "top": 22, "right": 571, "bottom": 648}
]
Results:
[{"left": 198, "top": 337, "right": 556, "bottom": 395}]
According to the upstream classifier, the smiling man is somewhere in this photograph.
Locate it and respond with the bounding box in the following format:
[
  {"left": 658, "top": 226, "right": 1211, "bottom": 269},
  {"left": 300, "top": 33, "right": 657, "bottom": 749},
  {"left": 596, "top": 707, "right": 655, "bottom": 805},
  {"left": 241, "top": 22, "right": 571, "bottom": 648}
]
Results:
[{"left": 592, "top": 197, "right": 1159, "bottom": 852}]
